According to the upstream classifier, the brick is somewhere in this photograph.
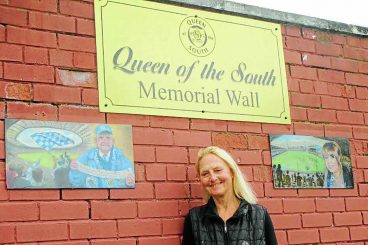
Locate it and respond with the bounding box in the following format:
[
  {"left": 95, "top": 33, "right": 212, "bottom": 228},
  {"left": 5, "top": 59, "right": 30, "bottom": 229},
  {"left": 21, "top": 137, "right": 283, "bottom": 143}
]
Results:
[
  {"left": 257, "top": 198, "right": 283, "bottom": 214},
  {"left": 358, "top": 62, "right": 368, "bottom": 73},
  {"left": 155, "top": 183, "right": 189, "bottom": 199},
  {"left": 212, "top": 132, "right": 247, "bottom": 149},
  {"left": 17, "top": 222, "right": 68, "bottom": 242},
  {"left": 228, "top": 121, "right": 262, "bottom": 133},
  {"left": 88, "top": 238, "right": 136, "bottom": 245},
  {"left": 308, "top": 109, "right": 336, "bottom": 123},
  {"left": 344, "top": 46, "right": 368, "bottom": 61},
  {"left": 287, "top": 229, "right": 320, "bottom": 244},
  {"left": 271, "top": 214, "right": 301, "bottom": 229},
  {"left": 0, "top": 43, "right": 22, "bottom": 61},
  {"left": 29, "top": 11, "right": 76, "bottom": 33},
  {"left": 59, "top": 34, "right": 95, "bottom": 52},
  {"left": 247, "top": 135, "right": 269, "bottom": 150},
  {"left": 91, "top": 239, "right": 135, "bottom": 245},
  {"left": 283, "top": 198, "right": 315, "bottom": 213},
  {"left": 356, "top": 156, "right": 368, "bottom": 169},
  {"left": 134, "top": 163, "right": 145, "bottom": 182},
  {"left": 156, "top": 146, "right": 188, "bottom": 163},
  {"left": 50, "top": 50, "right": 73, "bottom": 67},
  {"left": 190, "top": 118, "right": 227, "bottom": 131},
  {"left": 316, "top": 198, "right": 345, "bottom": 212},
  {"left": 9, "top": 189, "right": 59, "bottom": 200},
  {"left": 139, "top": 236, "right": 180, "bottom": 245},
  {"left": 350, "top": 226, "right": 368, "bottom": 241},
  {"left": 60, "top": 0, "right": 94, "bottom": 19},
  {"left": 293, "top": 123, "right": 324, "bottom": 136},
  {"left": 3, "top": 82, "right": 33, "bottom": 100},
  {"left": 302, "top": 53, "right": 331, "bottom": 68},
  {"left": 356, "top": 87, "right": 368, "bottom": 100},
  {"left": 264, "top": 183, "right": 297, "bottom": 197},
  {"left": 261, "top": 123, "right": 293, "bottom": 134},
  {"left": 7, "top": 26, "right": 57, "bottom": 48},
  {"left": 286, "top": 36, "right": 315, "bottom": 52},
  {"left": 24, "top": 46, "right": 48, "bottom": 64},
  {"left": 118, "top": 219, "right": 161, "bottom": 237},
  {"left": 364, "top": 212, "right": 368, "bottom": 224},
  {"left": 337, "top": 111, "right": 365, "bottom": 125},
  {"left": 150, "top": 116, "right": 189, "bottom": 129},
  {"left": 167, "top": 165, "right": 186, "bottom": 181},
  {"left": 4, "top": 63, "right": 54, "bottom": 83},
  {"left": 6, "top": 102, "right": 57, "bottom": 121},
  {"left": 275, "top": 231, "right": 287, "bottom": 245},
  {"left": 107, "top": 113, "right": 149, "bottom": 127},
  {"left": 173, "top": 130, "right": 211, "bottom": 147},
  {"left": 325, "top": 124, "right": 353, "bottom": 138},
  {"left": 146, "top": 164, "right": 166, "bottom": 181},
  {"left": 287, "top": 77, "right": 300, "bottom": 92},
  {"left": 91, "top": 201, "right": 137, "bottom": 219},
  {"left": 0, "top": 224, "right": 15, "bottom": 243},
  {"left": 8, "top": 0, "right": 57, "bottom": 12},
  {"left": 320, "top": 227, "right": 350, "bottom": 242},
  {"left": 331, "top": 57, "right": 359, "bottom": 72},
  {"left": 261, "top": 151, "right": 271, "bottom": 166},
  {"left": 284, "top": 50, "right": 302, "bottom": 64},
  {"left": 359, "top": 183, "right": 368, "bottom": 196},
  {"left": 252, "top": 165, "right": 272, "bottom": 182},
  {"left": 110, "top": 182, "right": 154, "bottom": 199},
  {"left": 321, "top": 96, "right": 349, "bottom": 110},
  {"left": 230, "top": 149, "right": 263, "bottom": 165},
  {"left": 316, "top": 42, "right": 343, "bottom": 56},
  {"left": 82, "top": 88, "right": 98, "bottom": 106},
  {"left": 349, "top": 99, "right": 368, "bottom": 112},
  {"left": 334, "top": 212, "right": 362, "bottom": 226},
  {"left": 0, "top": 25, "right": 4, "bottom": 42},
  {"left": 353, "top": 127, "right": 368, "bottom": 140},
  {"left": 133, "top": 145, "right": 155, "bottom": 162},
  {"left": 62, "top": 189, "right": 108, "bottom": 200},
  {"left": 347, "top": 36, "right": 361, "bottom": 47},
  {"left": 41, "top": 241, "right": 89, "bottom": 245},
  {"left": 285, "top": 25, "right": 301, "bottom": 37},
  {"left": 302, "top": 213, "right": 333, "bottom": 227},
  {"left": 190, "top": 182, "right": 202, "bottom": 198},
  {"left": 0, "top": 5, "right": 27, "bottom": 26},
  {"left": 299, "top": 80, "right": 314, "bottom": 93},
  {"left": 0, "top": 202, "right": 38, "bottom": 221},
  {"left": 133, "top": 128, "right": 173, "bottom": 145},
  {"left": 346, "top": 73, "right": 368, "bottom": 86},
  {"left": 162, "top": 218, "right": 184, "bottom": 235},
  {"left": 290, "top": 107, "right": 307, "bottom": 121},
  {"left": 40, "top": 201, "right": 89, "bottom": 220},
  {"left": 73, "top": 52, "right": 96, "bottom": 69},
  {"left": 56, "top": 69, "right": 97, "bottom": 87},
  {"left": 318, "top": 69, "right": 345, "bottom": 84},
  {"left": 314, "top": 81, "right": 328, "bottom": 95},
  {"left": 290, "top": 65, "right": 317, "bottom": 80},
  {"left": 291, "top": 92, "right": 321, "bottom": 107},
  {"left": 302, "top": 28, "right": 318, "bottom": 40},
  {"left": 138, "top": 200, "right": 178, "bottom": 218},
  {"left": 34, "top": 84, "right": 81, "bottom": 104},
  {"left": 70, "top": 220, "right": 117, "bottom": 239},
  {"left": 77, "top": 18, "right": 95, "bottom": 36},
  {"left": 59, "top": 105, "right": 105, "bottom": 123}
]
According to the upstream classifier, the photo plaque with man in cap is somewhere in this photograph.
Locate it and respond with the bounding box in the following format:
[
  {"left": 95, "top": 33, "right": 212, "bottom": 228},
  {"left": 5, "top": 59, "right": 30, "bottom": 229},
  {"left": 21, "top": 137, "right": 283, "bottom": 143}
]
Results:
[{"left": 5, "top": 119, "right": 135, "bottom": 189}]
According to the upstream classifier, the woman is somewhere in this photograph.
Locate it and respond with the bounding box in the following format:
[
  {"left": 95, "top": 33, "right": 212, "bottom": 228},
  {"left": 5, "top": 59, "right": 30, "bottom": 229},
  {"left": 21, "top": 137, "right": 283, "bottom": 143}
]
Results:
[
  {"left": 182, "top": 146, "right": 277, "bottom": 245},
  {"left": 322, "top": 142, "right": 353, "bottom": 188}
]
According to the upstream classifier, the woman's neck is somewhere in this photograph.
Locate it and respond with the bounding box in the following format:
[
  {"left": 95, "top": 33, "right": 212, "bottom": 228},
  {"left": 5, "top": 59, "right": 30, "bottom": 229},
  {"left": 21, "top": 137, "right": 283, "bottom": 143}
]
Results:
[{"left": 213, "top": 194, "right": 240, "bottom": 222}]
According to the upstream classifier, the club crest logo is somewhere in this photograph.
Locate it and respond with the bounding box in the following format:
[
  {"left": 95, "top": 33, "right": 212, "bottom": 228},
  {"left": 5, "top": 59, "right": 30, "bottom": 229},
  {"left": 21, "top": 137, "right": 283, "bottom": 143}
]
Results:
[{"left": 179, "top": 16, "right": 216, "bottom": 57}]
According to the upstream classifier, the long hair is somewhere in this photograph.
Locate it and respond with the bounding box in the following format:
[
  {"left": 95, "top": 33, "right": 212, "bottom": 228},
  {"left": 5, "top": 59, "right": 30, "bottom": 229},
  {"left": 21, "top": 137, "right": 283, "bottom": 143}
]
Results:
[
  {"left": 196, "top": 146, "right": 257, "bottom": 204},
  {"left": 322, "top": 141, "right": 343, "bottom": 176}
]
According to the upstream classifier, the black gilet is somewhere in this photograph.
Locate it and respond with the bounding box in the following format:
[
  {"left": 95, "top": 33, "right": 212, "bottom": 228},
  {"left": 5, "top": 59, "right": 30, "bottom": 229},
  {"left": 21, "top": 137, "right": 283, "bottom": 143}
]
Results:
[{"left": 189, "top": 198, "right": 267, "bottom": 245}]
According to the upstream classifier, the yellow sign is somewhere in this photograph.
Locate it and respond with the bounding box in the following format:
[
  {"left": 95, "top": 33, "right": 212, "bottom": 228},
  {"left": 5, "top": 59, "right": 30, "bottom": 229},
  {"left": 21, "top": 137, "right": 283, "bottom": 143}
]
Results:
[{"left": 95, "top": 0, "right": 290, "bottom": 124}]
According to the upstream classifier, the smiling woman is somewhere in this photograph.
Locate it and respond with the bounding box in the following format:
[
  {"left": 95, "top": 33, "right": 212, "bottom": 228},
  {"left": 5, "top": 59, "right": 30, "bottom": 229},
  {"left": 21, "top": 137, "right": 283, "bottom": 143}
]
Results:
[{"left": 182, "top": 146, "right": 277, "bottom": 245}]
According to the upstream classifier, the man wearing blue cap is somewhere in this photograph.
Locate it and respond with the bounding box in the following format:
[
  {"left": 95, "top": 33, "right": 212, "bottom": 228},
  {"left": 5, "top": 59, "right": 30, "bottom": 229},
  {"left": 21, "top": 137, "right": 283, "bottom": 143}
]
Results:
[{"left": 69, "top": 124, "right": 134, "bottom": 188}]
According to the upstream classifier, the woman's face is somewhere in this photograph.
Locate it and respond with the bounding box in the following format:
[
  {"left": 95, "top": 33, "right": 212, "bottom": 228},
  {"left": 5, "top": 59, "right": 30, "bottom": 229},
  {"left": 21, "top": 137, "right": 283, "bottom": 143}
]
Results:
[
  {"left": 323, "top": 149, "right": 340, "bottom": 174},
  {"left": 198, "top": 154, "right": 234, "bottom": 198}
]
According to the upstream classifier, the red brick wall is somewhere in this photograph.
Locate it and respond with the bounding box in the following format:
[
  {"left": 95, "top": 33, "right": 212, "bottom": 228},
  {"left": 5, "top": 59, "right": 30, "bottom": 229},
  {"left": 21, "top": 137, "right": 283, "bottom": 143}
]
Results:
[{"left": 0, "top": 1, "right": 368, "bottom": 244}]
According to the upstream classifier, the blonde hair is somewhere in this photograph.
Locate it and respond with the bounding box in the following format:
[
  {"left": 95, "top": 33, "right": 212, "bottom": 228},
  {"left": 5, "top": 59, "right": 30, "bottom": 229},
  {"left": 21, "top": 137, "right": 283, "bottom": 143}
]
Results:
[
  {"left": 196, "top": 146, "right": 257, "bottom": 204},
  {"left": 322, "top": 141, "right": 343, "bottom": 176}
]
